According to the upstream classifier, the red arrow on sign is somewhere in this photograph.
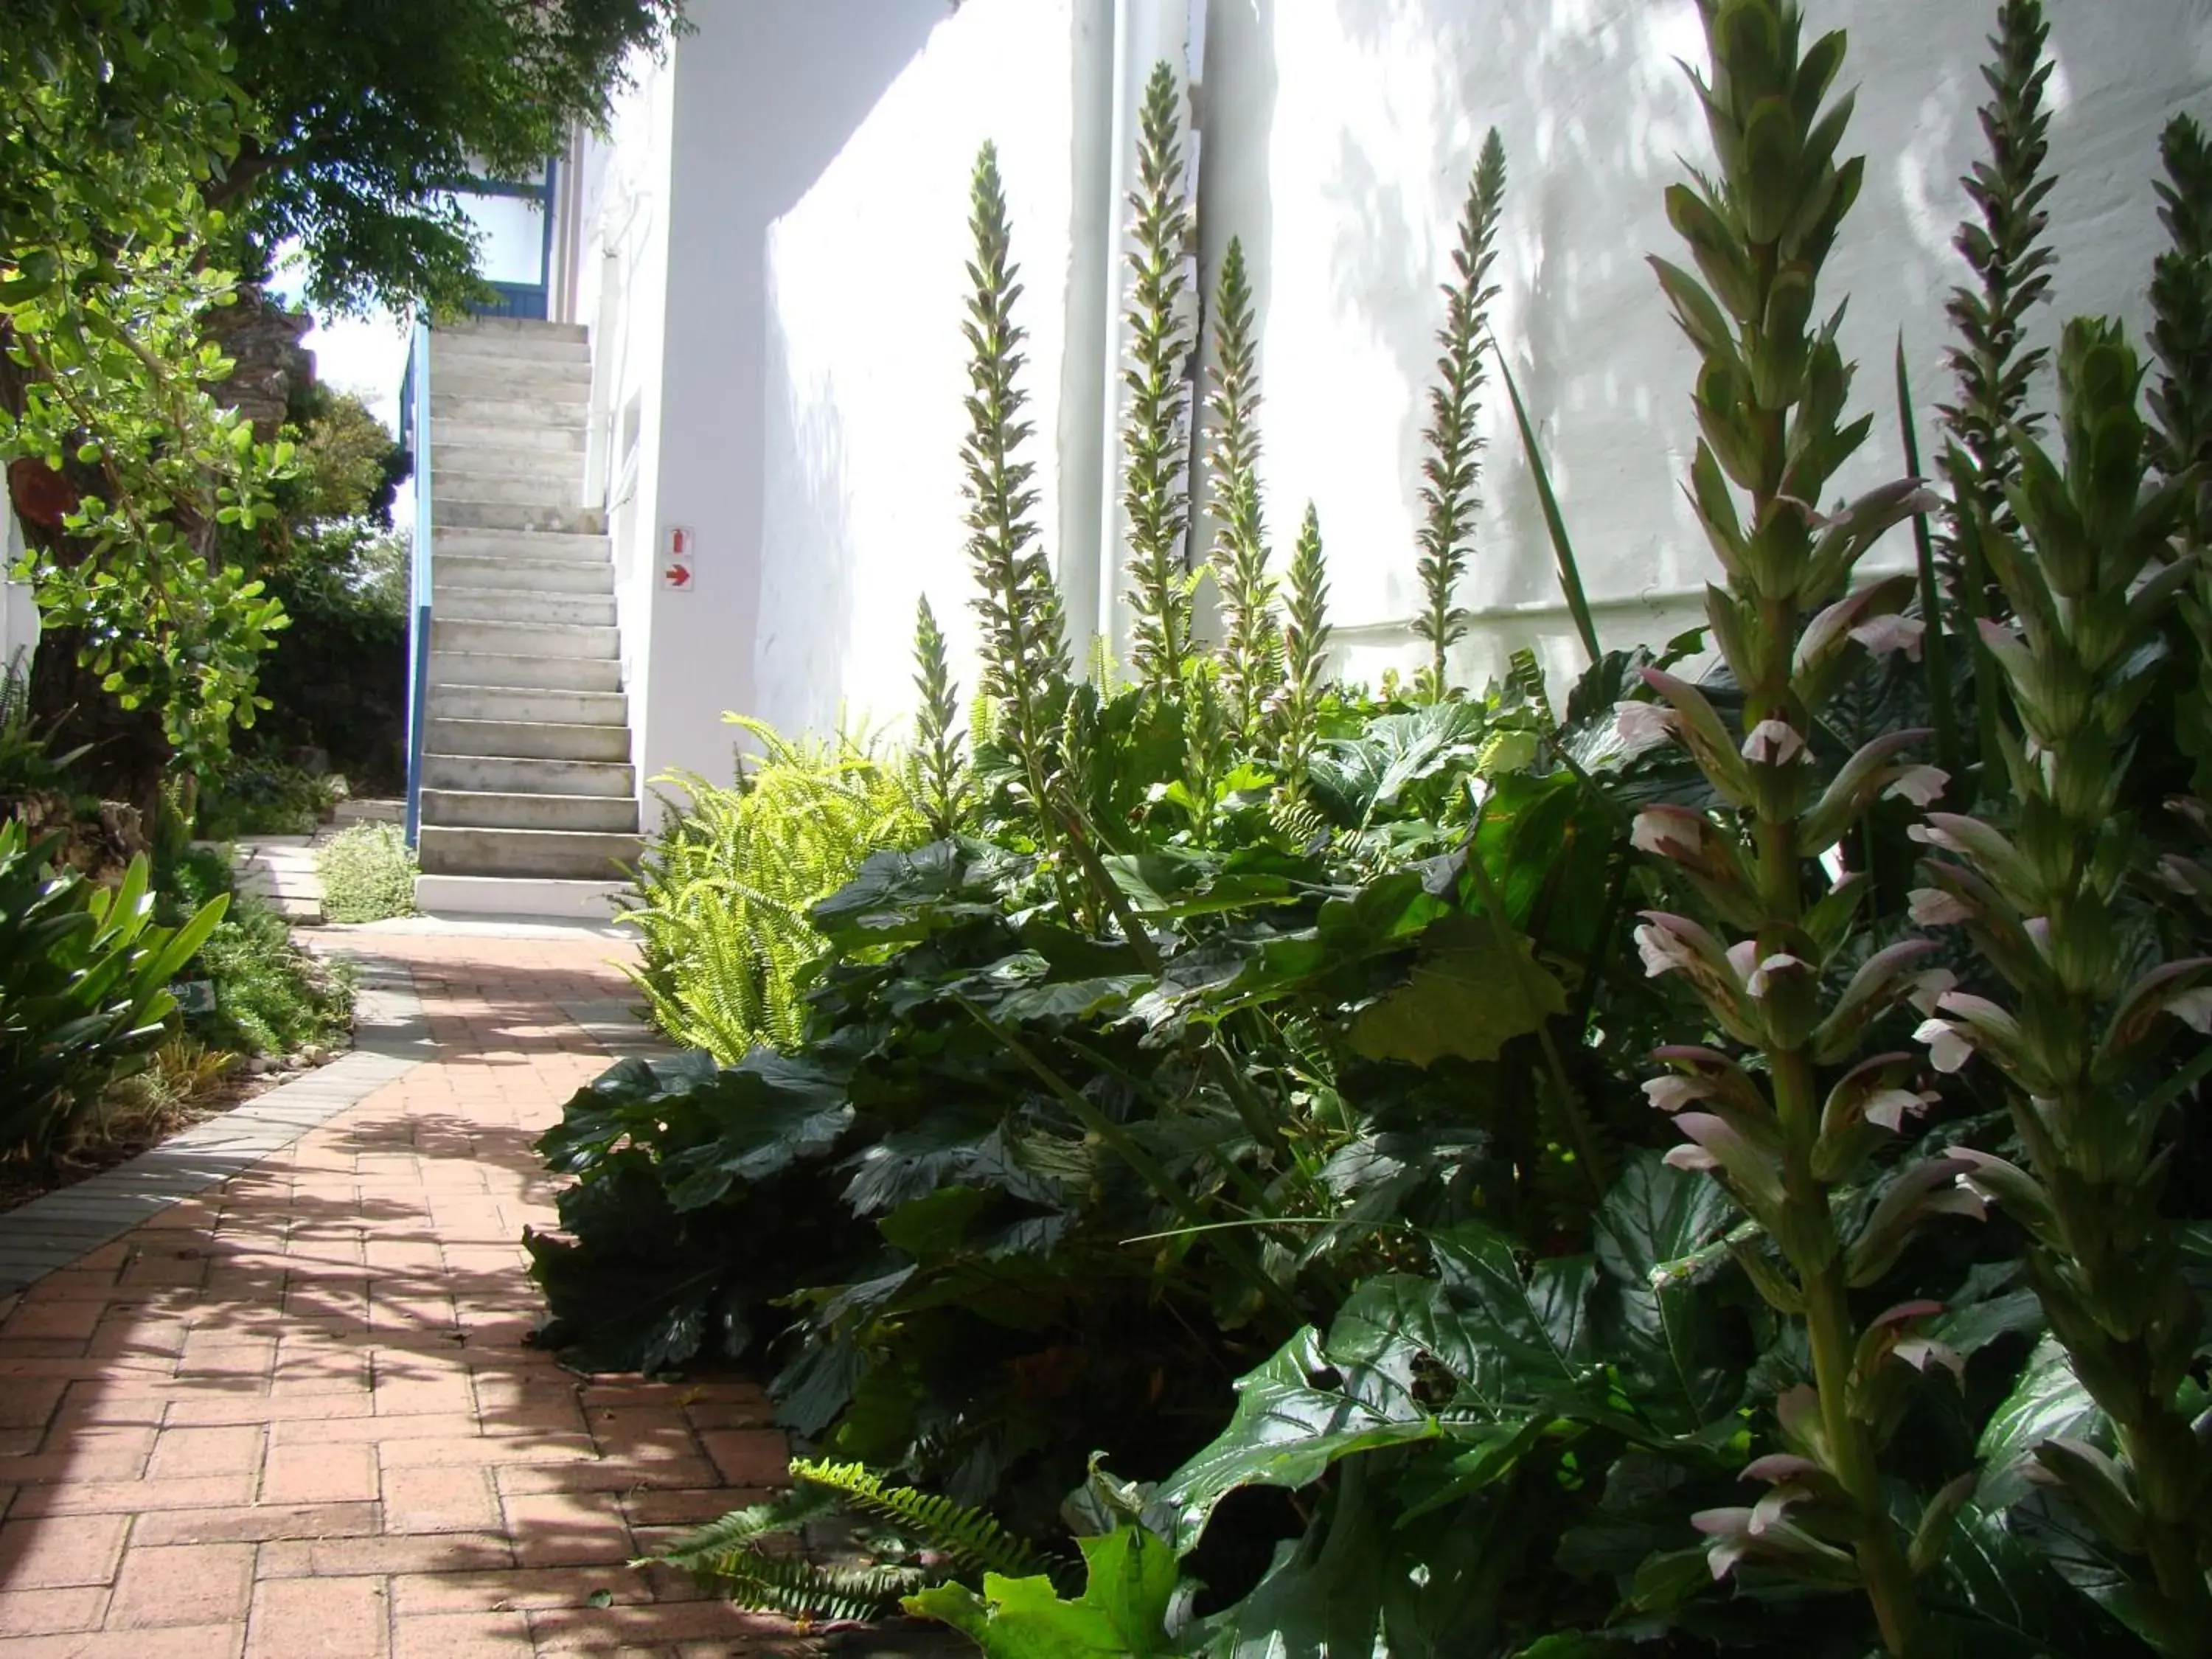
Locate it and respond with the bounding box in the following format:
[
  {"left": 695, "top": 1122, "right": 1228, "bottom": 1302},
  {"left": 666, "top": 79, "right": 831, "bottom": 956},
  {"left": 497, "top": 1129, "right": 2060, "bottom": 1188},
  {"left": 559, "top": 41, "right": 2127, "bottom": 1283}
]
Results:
[{"left": 664, "top": 564, "right": 692, "bottom": 588}]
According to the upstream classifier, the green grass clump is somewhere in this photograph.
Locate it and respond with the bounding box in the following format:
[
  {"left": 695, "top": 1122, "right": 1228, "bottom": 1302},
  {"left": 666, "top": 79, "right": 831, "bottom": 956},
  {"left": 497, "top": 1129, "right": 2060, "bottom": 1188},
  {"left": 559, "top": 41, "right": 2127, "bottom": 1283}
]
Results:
[{"left": 316, "top": 822, "right": 417, "bottom": 922}]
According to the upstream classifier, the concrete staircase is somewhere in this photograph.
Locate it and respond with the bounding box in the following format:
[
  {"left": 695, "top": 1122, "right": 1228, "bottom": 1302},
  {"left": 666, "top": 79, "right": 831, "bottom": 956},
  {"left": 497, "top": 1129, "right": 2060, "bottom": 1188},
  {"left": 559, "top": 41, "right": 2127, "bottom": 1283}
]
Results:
[{"left": 414, "top": 318, "right": 640, "bottom": 919}]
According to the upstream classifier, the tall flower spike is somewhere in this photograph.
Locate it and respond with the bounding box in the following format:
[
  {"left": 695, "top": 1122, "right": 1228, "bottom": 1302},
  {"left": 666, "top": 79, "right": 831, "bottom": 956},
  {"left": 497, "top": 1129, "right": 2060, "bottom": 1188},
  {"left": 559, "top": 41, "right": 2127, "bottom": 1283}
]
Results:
[
  {"left": 1411, "top": 128, "right": 1505, "bottom": 704},
  {"left": 1276, "top": 503, "right": 1332, "bottom": 799},
  {"left": 909, "top": 596, "right": 970, "bottom": 839},
  {"left": 1119, "top": 60, "right": 1197, "bottom": 695},
  {"left": 960, "top": 142, "right": 1069, "bottom": 830},
  {"left": 1206, "top": 236, "right": 1279, "bottom": 742},
  {"left": 1640, "top": 4, "right": 1964, "bottom": 1649}
]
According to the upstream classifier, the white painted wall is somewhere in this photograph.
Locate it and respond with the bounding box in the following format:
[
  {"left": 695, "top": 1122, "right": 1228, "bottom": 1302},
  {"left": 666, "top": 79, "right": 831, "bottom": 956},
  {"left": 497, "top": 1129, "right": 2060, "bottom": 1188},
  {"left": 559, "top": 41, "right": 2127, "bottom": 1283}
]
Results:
[
  {"left": 754, "top": 0, "right": 1119, "bottom": 741},
  {"left": 1, "top": 508, "right": 37, "bottom": 681},
  {"left": 1200, "top": 0, "right": 2212, "bottom": 693},
  {"left": 600, "top": 0, "right": 2210, "bottom": 788}
]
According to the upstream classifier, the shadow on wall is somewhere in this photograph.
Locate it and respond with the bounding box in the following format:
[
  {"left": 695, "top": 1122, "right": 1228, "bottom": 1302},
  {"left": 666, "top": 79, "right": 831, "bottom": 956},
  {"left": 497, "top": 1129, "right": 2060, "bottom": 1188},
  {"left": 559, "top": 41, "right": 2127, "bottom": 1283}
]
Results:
[{"left": 1252, "top": 0, "right": 2189, "bottom": 690}]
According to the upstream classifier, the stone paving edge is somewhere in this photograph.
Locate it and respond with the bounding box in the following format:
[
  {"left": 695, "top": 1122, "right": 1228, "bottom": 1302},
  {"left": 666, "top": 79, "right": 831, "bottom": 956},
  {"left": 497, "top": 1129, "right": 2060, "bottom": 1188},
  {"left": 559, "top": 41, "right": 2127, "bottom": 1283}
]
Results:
[{"left": 0, "top": 952, "right": 431, "bottom": 1297}]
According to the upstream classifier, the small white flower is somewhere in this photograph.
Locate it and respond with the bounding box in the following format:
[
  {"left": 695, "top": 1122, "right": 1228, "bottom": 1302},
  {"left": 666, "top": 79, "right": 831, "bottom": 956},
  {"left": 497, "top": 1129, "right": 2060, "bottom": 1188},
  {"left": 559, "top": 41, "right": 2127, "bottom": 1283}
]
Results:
[
  {"left": 1891, "top": 1337, "right": 1966, "bottom": 1381},
  {"left": 1864, "top": 1088, "right": 1936, "bottom": 1133},
  {"left": 1915, "top": 1017, "right": 1975, "bottom": 1074},
  {"left": 1663, "top": 1144, "right": 1722, "bottom": 1174},
  {"left": 1631, "top": 807, "right": 1705, "bottom": 858},
  {"left": 1746, "top": 952, "right": 1808, "bottom": 998},
  {"left": 1907, "top": 822, "right": 1964, "bottom": 852},
  {"left": 1643, "top": 1075, "right": 1707, "bottom": 1113},
  {"left": 1883, "top": 765, "right": 1950, "bottom": 807},
  {"left": 1742, "top": 719, "right": 1810, "bottom": 765},
  {"left": 1850, "top": 613, "right": 1927, "bottom": 661},
  {"left": 1725, "top": 938, "right": 1760, "bottom": 984},
  {"left": 1906, "top": 967, "right": 1958, "bottom": 1016},
  {"left": 1908, "top": 887, "right": 1971, "bottom": 927},
  {"left": 1636, "top": 924, "right": 1693, "bottom": 979},
  {"left": 2024, "top": 917, "right": 2053, "bottom": 956},
  {"left": 2166, "top": 987, "right": 2212, "bottom": 1034},
  {"left": 1615, "top": 701, "right": 1680, "bottom": 748}
]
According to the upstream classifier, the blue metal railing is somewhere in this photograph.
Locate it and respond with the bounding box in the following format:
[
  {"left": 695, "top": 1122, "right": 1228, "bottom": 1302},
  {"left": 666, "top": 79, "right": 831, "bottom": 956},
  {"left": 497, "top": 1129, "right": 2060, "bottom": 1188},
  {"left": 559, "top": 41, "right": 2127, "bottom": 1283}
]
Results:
[{"left": 401, "top": 318, "right": 435, "bottom": 849}]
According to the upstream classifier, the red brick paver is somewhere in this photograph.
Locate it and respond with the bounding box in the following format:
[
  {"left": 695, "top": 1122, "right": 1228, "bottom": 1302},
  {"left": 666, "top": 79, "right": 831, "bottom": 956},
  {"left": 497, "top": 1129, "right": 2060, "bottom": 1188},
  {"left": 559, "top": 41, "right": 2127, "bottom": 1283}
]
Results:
[{"left": 0, "top": 934, "right": 804, "bottom": 1658}]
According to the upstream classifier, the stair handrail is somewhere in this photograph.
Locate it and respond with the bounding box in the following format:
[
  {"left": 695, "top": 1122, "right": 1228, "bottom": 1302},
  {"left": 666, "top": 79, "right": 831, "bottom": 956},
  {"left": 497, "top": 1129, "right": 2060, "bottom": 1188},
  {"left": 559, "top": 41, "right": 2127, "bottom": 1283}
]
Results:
[{"left": 402, "top": 316, "right": 435, "bottom": 849}]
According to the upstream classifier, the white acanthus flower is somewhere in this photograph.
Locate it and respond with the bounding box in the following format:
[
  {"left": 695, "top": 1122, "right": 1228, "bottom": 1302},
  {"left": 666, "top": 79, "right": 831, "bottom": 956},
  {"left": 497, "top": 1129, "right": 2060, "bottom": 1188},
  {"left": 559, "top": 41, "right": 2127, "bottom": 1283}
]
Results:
[
  {"left": 1907, "top": 887, "right": 1971, "bottom": 927},
  {"left": 1883, "top": 765, "right": 1949, "bottom": 807},
  {"left": 1742, "top": 719, "right": 1809, "bottom": 765}
]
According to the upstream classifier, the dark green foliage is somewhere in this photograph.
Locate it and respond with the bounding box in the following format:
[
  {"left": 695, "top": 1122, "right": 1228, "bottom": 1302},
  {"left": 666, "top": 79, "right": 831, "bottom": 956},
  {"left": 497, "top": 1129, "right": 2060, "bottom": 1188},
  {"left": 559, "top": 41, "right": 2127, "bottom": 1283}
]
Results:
[
  {"left": 0, "top": 823, "right": 227, "bottom": 1163},
  {"left": 195, "top": 761, "right": 344, "bottom": 839},
  {"left": 1120, "top": 62, "right": 1198, "bottom": 694},
  {"left": 1411, "top": 129, "right": 1506, "bottom": 704},
  {"left": 155, "top": 850, "right": 354, "bottom": 1058},
  {"left": 216, "top": 0, "right": 684, "bottom": 312}
]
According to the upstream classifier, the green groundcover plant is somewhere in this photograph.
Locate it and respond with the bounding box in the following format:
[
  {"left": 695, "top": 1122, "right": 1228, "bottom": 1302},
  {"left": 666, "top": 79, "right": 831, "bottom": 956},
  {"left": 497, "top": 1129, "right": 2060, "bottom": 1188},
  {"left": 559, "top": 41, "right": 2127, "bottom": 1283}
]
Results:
[
  {"left": 530, "top": 3, "right": 2212, "bottom": 1652},
  {"left": 316, "top": 822, "right": 417, "bottom": 924}
]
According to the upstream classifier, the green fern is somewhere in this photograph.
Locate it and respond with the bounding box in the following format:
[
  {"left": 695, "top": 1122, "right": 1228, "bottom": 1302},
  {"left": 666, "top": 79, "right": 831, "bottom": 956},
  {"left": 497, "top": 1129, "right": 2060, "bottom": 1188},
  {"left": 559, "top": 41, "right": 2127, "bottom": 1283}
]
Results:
[
  {"left": 790, "top": 1458, "right": 1056, "bottom": 1581},
  {"left": 619, "top": 721, "right": 926, "bottom": 1062},
  {"left": 1411, "top": 128, "right": 1506, "bottom": 704},
  {"left": 684, "top": 1548, "right": 924, "bottom": 1626},
  {"left": 1206, "top": 235, "right": 1278, "bottom": 740},
  {"left": 647, "top": 1484, "right": 841, "bottom": 1578},
  {"left": 1120, "top": 60, "right": 1198, "bottom": 693}
]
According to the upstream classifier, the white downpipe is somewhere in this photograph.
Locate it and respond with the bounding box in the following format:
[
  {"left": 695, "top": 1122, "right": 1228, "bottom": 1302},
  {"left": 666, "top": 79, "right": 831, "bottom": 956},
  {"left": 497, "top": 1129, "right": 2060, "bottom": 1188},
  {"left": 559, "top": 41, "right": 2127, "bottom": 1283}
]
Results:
[{"left": 1088, "top": 0, "right": 1197, "bottom": 675}]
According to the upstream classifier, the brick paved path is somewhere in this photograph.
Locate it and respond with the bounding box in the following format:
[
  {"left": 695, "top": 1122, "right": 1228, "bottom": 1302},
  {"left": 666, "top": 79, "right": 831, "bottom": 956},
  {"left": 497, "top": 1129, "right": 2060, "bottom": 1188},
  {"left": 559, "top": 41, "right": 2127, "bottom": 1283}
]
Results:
[{"left": 0, "top": 934, "right": 803, "bottom": 1658}]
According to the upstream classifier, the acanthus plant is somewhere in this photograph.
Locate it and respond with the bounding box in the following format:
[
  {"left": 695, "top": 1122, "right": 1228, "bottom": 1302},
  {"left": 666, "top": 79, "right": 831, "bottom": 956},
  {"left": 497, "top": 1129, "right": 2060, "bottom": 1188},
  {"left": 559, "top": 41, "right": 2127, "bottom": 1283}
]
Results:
[
  {"left": 1910, "top": 322, "right": 2212, "bottom": 1652},
  {"left": 1627, "top": 2, "right": 1972, "bottom": 1649},
  {"left": 1119, "top": 60, "right": 1197, "bottom": 695},
  {"left": 1411, "top": 128, "right": 1506, "bottom": 705},
  {"left": 1204, "top": 235, "right": 1278, "bottom": 742}
]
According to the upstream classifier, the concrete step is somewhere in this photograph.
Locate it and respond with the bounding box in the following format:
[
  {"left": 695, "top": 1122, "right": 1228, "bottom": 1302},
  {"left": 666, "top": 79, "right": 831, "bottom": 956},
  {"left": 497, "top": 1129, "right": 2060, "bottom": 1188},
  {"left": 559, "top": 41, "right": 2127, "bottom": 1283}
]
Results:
[
  {"left": 430, "top": 617, "right": 617, "bottom": 658},
  {"left": 420, "top": 789, "right": 639, "bottom": 833},
  {"left": 432, "top": 338, "right": 594, "bottom": 374},
  {"left": 434, "top": 554, "right": 613, "bottom": 594},
  {"left": 430, "top": 392, "right": 588, "bottom": 428},
  {"left": 427, "top": 717, "right": 629, "bottom": 763},
  {"left": 439, "top": 318, "right": 588, "bottom": 346},
  {"left": 431, "top": 472, "right": 582, "bottom": 508},
  {"left": 434, "top": 528, "right": 608, "bottom": 562},
  {"left": 420, "top": 752, "right": 634, "bottom": 798},
  {"left": 431, "top": 419, "right": 585, "bottom": 454},
  {"left": 429, "top": 650, "right": 620, "bottom": 693},
  {"left": 436, "top": 590, "right": 616, "bottom": 627},
  {"left": 435, "top": 501, "right": 605, "bottom": 535},
  {"left": 414, "top": 874, "right": 628, "bottom": 922},
  {"left": 418, "top": 825, "right": 641, "bottom": 880},
  {"left": 432, "top": 363, "right": 592, "bottom": 401},
  {"left": 432, "top": 443, "right": 587, "bottom": 481},
  {"left": 427, "top": 684, "right": 626, "bottom": 726}
]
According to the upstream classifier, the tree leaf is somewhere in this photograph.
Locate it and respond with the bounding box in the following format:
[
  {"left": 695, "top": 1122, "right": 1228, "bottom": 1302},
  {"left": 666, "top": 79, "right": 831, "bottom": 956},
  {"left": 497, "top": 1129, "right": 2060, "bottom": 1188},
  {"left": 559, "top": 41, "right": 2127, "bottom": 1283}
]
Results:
[{"left": 1348, "top": 919, "right": 1566, "bottom": 1066}]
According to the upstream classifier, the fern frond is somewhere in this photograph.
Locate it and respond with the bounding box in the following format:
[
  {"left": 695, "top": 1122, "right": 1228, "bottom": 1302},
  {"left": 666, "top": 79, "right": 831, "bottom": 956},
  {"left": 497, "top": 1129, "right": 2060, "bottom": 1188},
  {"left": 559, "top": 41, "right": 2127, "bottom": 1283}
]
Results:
[
  {"left": 692, "top": 1549, "right": 924, "bottom": 1625},
  {"left": 1411, "top": 128, "right": 1506, "bottom": 703},
  {"left": 1120, "top": 60, "right": 1198, "bottom": 693},
  {"left": 647, "top": 1484, "right": 842, "bottom": 1577},
  {"left": 790, "top": 1458, "right": 1054, "bottom": 1581}
]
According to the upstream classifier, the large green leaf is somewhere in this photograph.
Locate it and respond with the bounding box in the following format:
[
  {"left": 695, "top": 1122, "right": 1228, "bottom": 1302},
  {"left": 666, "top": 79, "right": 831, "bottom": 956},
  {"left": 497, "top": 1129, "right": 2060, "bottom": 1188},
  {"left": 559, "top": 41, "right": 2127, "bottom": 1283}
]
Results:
[
  {"left": 1976, "top": 1336, "right": 2099, "bottom": 1508},
  {"left": 1347, "top": 917, "right": 1566, "bottom": 1067},
  {"left": 1422, "top": 1222, "right": 1599, "bottom": 1408},
  {"left": 905, "top": 1526, "right": 1178, "bottom": 1657},
  {"left": 1587, "top": 1152, "right": 1743, "bottom": 1434}
]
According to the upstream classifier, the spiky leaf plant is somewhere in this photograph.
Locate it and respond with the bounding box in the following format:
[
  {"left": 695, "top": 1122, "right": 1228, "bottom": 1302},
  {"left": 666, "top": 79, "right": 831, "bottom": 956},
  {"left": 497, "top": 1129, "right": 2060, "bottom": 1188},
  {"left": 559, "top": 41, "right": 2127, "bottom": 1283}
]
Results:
[
  {"left": 2148, "top": 116, "right": 2212, "bottom": 798},
  {"left": 1938, "top": 0, "right": 2055, "bottom": 792},
  {"left": 1913, "top": 322, "right": 2212, "bottom": 1655},
  {"left": 1276, "top": 503, "right": 1332, "bottom": 799},
  {"left": 1206, "top": 235, "right": 1279, "bottom": 739},
  {"left": 1119, "top": 60, "right": 1197, "bottom": 693},
  {"left": 1632, "top": 4, "right": 1971, "bottom": 1649},
  {"left": 909, "top": 595, "right": 972, "bottom": 838},
  {"left": 961, "top": 142, "right": 1071, "bottom": 830},
  {"left": 1411, "top": 127, "right": 1505, "bottom": 703}
]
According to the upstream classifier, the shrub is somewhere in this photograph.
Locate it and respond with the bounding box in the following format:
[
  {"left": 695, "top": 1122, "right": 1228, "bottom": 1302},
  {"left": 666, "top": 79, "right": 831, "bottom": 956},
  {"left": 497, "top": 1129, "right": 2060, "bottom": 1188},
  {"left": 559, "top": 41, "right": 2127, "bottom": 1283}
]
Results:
[
  {"left": 620, "top": 718, "right": 926, "bottom": 1062},
  {"left": 195, "top": 758, "right": 344, "bottom": 838},
  {"left": 316, "top": 822, "right": 417, "bottom": 922},
  {"left": 0, "top": 822, "right": 227, "bottom": 1165},
  {"left": 154, "top": 848, "right": 354, "bottom": 1057}
]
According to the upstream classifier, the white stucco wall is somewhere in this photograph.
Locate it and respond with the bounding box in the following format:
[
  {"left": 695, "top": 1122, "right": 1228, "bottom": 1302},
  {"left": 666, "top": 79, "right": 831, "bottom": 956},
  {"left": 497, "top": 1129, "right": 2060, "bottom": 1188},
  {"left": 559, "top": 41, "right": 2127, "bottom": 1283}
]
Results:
[
  {"left": 1202, "top": 0, "right": 2212, "bottom": 692},
  {"left": 755, "top": 0, "right": 1113, "bottom": 741},
  {"left": 1, "top": 508, "right": 37, "bottom": 680},
  {"left": 605, "top": 0, "right": 2210, "bottom": 785}
]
